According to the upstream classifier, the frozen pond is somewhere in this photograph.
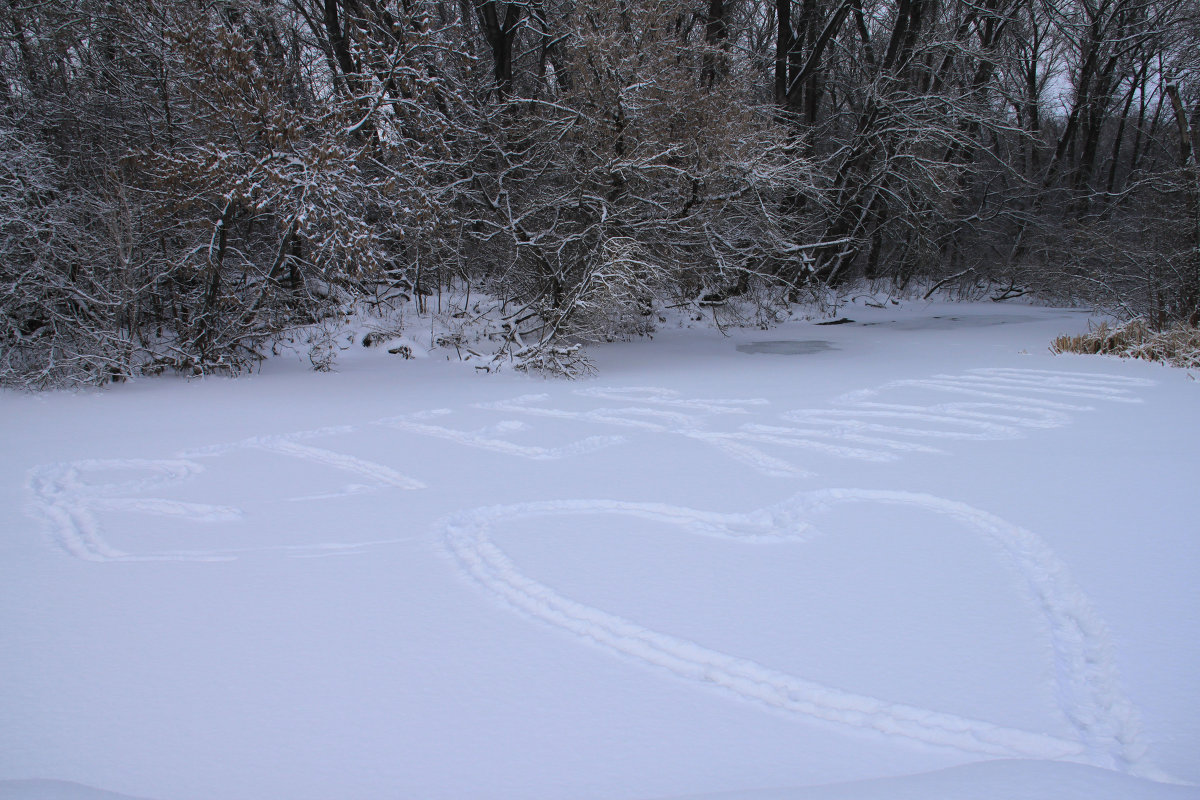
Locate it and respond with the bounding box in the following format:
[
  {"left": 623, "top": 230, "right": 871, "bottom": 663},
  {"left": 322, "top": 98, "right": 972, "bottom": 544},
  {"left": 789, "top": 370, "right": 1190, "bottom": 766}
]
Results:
[
  {"left": 3, "top": 301, "right": 1197, "bottom": 800},
  {"left": 737, "top": 340, "right": 837, "bottom": 355}
]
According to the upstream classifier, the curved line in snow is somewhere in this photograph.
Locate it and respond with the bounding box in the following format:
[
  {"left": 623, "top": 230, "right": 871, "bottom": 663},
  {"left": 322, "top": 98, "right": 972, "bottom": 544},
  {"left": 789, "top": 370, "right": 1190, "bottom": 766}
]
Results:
[{"left": 441, "top": 489, "right": 1161, "bottom": 779}]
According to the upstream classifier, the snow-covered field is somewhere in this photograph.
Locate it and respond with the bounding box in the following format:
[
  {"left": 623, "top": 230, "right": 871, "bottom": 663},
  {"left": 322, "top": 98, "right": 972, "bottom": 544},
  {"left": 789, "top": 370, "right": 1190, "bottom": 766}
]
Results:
[{"left": 2, "top": 300, "right": 1197, "bottom": 800}]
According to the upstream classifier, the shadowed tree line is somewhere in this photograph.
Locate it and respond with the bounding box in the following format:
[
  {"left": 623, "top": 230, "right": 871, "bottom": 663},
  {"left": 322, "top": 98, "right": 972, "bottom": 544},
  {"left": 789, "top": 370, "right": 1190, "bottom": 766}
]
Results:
[{"left": 2, "top": 0, "right": 1197, "bottom": 384}]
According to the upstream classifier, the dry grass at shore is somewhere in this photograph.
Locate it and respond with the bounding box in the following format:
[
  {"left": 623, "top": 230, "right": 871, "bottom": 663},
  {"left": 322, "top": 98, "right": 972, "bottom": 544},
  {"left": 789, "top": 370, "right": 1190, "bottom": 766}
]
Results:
[{"left": 1052, "top": 319, "right": 1200, "bottom": 369}]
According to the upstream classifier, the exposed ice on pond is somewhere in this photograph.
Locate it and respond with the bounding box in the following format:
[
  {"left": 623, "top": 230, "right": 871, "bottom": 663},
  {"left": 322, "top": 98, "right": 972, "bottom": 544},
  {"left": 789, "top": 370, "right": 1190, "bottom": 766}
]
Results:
[
  {"left": 860, "top": 314, "right": 1040, "bottom": 330},
  {"left": 737, "top": 340, "right": 837, "bottom": 355}
]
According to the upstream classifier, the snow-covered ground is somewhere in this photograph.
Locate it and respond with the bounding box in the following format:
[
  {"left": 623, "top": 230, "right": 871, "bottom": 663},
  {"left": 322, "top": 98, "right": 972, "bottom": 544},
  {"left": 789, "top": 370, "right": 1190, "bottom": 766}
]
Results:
[{"left": 2, "top": 300, "right": 1197, "bottom": 800}]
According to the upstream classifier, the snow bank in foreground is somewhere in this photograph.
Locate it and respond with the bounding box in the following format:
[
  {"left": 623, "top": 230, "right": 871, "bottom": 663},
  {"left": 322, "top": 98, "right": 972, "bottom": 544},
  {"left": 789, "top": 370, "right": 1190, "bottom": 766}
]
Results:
[
  {"left": 657, "top": 760, "right": 1200, "bottom": 800},
  {"left": 0, "top": 781, "right": 151, "bottom": 800},
  {"left": 4, "top": 760, "right": 1197, "bottom": 800}
]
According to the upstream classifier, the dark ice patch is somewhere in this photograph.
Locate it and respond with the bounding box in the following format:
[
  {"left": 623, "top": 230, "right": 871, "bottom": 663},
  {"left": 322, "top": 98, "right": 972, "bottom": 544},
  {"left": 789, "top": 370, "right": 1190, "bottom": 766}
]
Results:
[
  {"left": 737, "top": 340, "right": 837, "bottom": 355},
  {"left": 859, "top": 314, "right": 1039, "bottom": 330}
]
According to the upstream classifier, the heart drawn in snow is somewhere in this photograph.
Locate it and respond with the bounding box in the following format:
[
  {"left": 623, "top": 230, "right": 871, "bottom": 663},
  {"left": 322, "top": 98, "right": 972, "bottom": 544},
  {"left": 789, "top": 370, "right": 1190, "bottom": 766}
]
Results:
[{"left": 441, "top": 489, "right": 1157, "bottom": 778}]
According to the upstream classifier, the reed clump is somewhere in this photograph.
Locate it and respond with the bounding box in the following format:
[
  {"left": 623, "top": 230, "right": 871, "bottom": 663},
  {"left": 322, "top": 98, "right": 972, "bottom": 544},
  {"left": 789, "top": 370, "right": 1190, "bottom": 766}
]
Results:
[{"left": 1052, "top": 319, "right": 1200, "bottom": 369}]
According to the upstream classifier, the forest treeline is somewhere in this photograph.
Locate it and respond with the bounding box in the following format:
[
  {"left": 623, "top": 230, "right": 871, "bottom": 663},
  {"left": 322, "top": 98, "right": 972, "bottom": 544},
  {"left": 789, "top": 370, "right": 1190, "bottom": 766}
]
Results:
[{"left": 2, "top": 0, "right": 1198, "bottom": 384}]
